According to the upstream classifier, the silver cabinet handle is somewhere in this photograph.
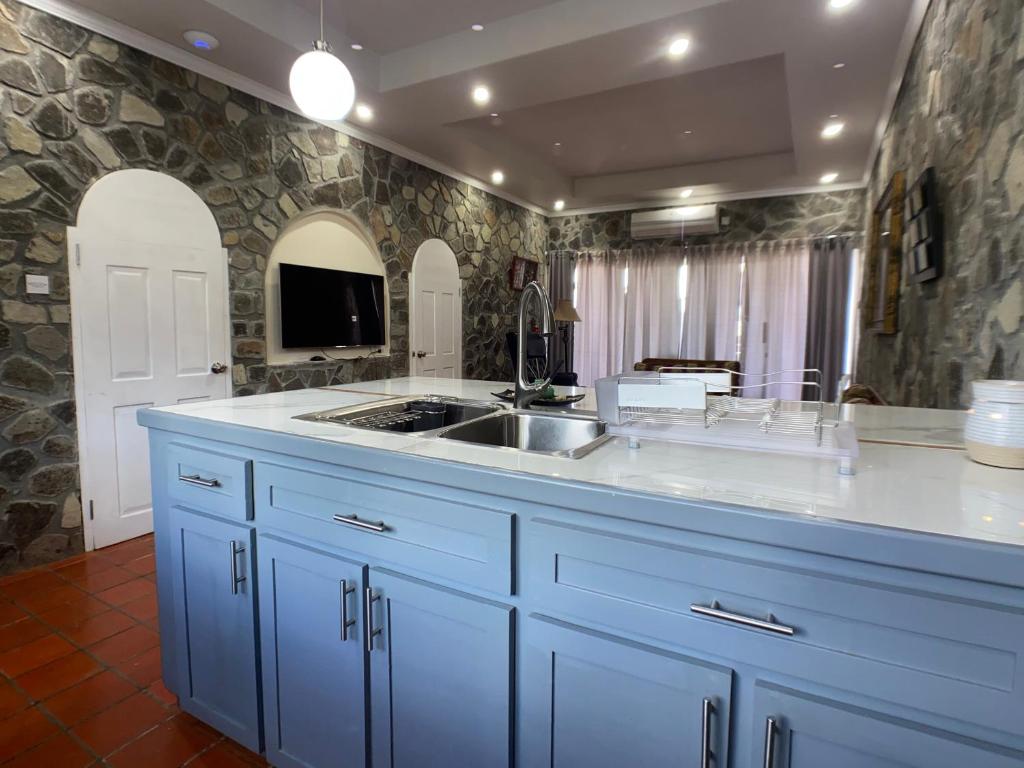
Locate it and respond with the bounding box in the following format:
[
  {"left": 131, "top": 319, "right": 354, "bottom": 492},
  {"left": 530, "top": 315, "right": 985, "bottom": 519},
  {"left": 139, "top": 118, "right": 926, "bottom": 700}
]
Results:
[
  {"left": 340, "top": 579, "right": 356, "bottom": 642},
  {"left": 364, "top": 588, "right": 382, "bottom": 652},
  {"left": 229, "top": 541, "right": 246, "bottom": 595},
  {"left": 700, "top": 697, "right": 714, "bottom": 768},
  {"left": 179, "top": 474, "right": 221, "bottom": 488},
  {"left": 763, "top": 717, "right": 778, "bottom": 768},
  {"left": 690, "top": 601, "right": 795, "bottom": 637},
  {"left": 332, "top": 514, "right": 388, "bottom": 533}
]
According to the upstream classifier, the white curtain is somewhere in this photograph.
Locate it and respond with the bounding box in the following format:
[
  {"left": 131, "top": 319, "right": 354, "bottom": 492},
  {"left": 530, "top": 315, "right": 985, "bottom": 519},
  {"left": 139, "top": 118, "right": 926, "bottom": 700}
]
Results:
[
  {"left": 682, "top": 246, "right": 745, "bottom": 360},
  {"left": 743, "top": 241, "right": 810, "bottom": 400},
  {"left": 573, "top": 253, "right": 626, "bottom": 386},
  {"left": 622, "top": 250, "right": 683, "bottom": 370}
]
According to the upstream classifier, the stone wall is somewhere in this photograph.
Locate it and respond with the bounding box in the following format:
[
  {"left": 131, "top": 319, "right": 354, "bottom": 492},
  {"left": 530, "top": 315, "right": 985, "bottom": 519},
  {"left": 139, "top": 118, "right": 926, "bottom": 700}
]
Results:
[
  {"left": 855, "top": 0, "right": 1024, "bottom": 408},
  {"left": 0, "top": 0, "right": 545, "bottom": 571},
  {"left": 547, "top": 190, "right": 865, "bottom": 252}
]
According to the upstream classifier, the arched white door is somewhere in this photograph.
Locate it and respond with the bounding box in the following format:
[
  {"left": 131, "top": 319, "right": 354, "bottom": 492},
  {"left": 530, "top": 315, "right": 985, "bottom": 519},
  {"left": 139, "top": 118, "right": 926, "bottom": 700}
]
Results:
[
  {"left": 410, "top": 240, "right": 461, "bottom": 378},
  {"left": 70, "top": 170, "right": 230, "bottom": 549}
]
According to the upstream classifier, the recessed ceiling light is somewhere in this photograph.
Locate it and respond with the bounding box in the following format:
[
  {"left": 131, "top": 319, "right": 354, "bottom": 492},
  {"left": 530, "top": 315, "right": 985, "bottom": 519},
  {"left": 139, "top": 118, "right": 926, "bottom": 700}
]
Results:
[
  {"left": 668, "top": 37, "right": 690, "bottom": 58},
  {"left": 183, "top": 30, "right": 219, "bottom": 51},
  {"left": 680, "top": 188, "right": 693, "bottom": 198},
  {"left": 821, "top": 121, "right": 845, "bottom": 139},
  {"left": 820, "top": 172, "right": 839, "bottom": 184},
  {"left": 471, "top": 23, "right": 484, "bottom": 31},
  {"left": 833, "top": 62, "right": 846, "bottom": 69},
  {"left": 829, "top": 0, "right": 855, "bottom": 8},
  {"left": 472, "top": 85, "right": 491, "bottom": 106},
  {"left": 354, "top": 103, "right": 374, "bottom": 121},
  {"left": 351, "top": 43, "right": 364, "bottom": 51},
  {"left": 491, "top": 170, "right": 505, "bottom": 185},
  {"left": 553, "top": 200, "right": 565, "bottom": 211},
  {"left": 683, "top": 130, "right": 694, "bottom": 135}
]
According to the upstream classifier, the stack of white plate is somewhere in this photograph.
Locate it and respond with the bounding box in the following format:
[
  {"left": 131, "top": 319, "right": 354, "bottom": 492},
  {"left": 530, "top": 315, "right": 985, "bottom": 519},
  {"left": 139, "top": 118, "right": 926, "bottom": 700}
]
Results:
[{"left": 965, "top": 380, "right": 1024, "bottom": 469}]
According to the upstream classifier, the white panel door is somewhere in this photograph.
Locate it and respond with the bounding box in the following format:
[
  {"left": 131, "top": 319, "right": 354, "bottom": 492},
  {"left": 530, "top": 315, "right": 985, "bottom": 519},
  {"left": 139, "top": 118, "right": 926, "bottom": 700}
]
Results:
[
  {"left": 73, "top": 237, "right": 230, "bottom": 548},
  {"left": 410, "top": 241, "right": 461, "bottom": 378}
]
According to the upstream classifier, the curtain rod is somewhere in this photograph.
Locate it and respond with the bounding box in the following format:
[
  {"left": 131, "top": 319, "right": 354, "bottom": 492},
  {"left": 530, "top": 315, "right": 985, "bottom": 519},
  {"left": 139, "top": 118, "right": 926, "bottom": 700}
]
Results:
[{"left": 548, "top": 231, "right": 864, "bottom": 257}]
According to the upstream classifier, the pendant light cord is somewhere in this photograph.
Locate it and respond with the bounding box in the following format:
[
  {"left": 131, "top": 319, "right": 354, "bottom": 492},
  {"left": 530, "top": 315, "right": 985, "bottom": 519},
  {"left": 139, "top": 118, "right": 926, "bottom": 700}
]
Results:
[{"left": 319, "top": 0, "right": 325, "bottom": 41}]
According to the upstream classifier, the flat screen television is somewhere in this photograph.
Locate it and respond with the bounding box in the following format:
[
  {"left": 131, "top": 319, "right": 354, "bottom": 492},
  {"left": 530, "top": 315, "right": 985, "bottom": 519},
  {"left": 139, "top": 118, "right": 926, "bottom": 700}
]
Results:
[{"left": 279, "top": 263, "right": 386, "bottom": 349}]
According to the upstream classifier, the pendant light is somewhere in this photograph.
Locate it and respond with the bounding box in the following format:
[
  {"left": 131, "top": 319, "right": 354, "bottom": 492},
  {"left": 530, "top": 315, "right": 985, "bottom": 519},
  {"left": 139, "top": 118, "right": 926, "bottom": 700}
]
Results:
[{"left": 289, "top": 0, "right": 355, "bottom": 121}]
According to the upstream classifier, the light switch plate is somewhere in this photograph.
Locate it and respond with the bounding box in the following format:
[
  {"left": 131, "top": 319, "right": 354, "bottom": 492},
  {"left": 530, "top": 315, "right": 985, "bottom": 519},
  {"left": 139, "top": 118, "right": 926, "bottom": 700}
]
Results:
[{"left": 25, "top": 275, "right": 50, "bottom": 295}]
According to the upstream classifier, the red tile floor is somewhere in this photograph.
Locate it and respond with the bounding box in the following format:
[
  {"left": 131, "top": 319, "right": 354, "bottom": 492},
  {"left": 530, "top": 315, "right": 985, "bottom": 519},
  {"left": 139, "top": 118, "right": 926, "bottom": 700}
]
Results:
[{"left": 0, "top": 534, "right": 267, "bottom": 767}]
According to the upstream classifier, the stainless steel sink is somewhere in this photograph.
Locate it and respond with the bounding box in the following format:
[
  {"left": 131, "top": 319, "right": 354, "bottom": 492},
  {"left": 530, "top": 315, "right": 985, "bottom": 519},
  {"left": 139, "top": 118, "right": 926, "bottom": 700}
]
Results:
[
  {"left": 438, "top": 411, "right": 610, "bottom": 458},
  {"left": 295, "top": 396, "right": 504, "bottom": 433}
]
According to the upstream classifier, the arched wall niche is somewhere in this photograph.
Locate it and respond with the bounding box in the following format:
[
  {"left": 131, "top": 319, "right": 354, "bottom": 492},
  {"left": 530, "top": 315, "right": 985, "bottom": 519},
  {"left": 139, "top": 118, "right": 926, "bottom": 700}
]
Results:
[{"left": 264, "top": 209, "right": 389, "bottom": 366}]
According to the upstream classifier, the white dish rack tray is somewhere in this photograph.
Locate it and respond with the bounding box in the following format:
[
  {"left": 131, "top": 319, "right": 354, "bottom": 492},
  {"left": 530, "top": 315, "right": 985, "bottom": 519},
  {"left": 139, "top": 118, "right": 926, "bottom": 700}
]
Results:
[{"left": 595, "top": 367, "right": 858, "bottom": 475}]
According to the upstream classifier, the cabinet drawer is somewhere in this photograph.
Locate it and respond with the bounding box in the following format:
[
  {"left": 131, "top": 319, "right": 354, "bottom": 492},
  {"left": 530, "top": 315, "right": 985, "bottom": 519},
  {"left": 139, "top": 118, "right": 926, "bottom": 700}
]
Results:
[
  {"left": 526, "top": 519, "right": 1024, "bottom": 739},
  {"left": 166, "top": 442, "right": 252, "bottom": 521},
  {"left": 255, "top": 461, "right": 514, "bottom": 595}
]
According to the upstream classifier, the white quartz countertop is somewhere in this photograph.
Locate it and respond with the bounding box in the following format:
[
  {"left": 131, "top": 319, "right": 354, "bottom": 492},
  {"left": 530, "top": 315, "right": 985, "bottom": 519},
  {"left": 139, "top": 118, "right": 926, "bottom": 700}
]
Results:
[{"left": 149, "top": 377, "right": 1024, "bottom": 548}]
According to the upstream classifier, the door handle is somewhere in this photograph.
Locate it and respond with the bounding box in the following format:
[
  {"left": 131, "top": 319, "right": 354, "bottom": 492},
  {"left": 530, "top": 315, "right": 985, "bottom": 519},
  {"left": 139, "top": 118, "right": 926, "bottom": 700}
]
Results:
[
  {"left": 211, "top": 362, "right": 228, "bottom": 374},
  {"left": 700, "top": 697, "right": 714, "bottom": 768},
  {"left": 332, "top": 514, "right": 388, "bottom": 533},
  {"left": 762, "top": 717, "right": 778, "bottom": 768},
  {"left": 690, "top": 601, "right": 795, "bottom": 637},
  {"left": 179, "top": 474, "right": 221, "bottom": 489},
  {"left": 414, "top": 351, "right": 427, "bottom": 359},
  {"left": 364, "top": 588, "right": 382, "bottom": 652},
  {"left": 340, "top": 579, "right": 356, "bottom": 641},
  {"left": 229, "top": 541, "right": 246, "bottom": 595}
]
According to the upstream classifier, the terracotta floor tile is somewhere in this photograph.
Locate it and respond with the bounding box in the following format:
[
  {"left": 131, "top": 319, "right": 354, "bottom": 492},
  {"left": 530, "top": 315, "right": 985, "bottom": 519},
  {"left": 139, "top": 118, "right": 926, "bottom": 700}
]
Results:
[
  {"left": 98, "top": 538, "right": 155, "bottom": 567},
  {"left": 36, "top": 595, "right": 110, "bottom": 630},
  {"left": 43, "top": 670, "right": 138, "bottom": 727},
  {"left": 61, "top": 610, "right": 137, "bottom": 648},
  {"left": 0, "top": 617, "right": 51, "bottom": 654},
  {"left": 116, "top": 644, "right": 162, "bottom": 687},
  {"left": 52, "top": 556, "right": 118, "bottom": 582},
  {"left": 88, "top": 625, "right": 159, "bottom": 666},
  {"left": 2, "top": 732, "right": 94, "bottom": 768},
  {"left": 14, "top": 583, "right": 90, "bottom": 614},
  {"left": 0, "top": 633, "right": 76, "bottom": 677},
  {"left": 185, "top": 738, "right": 269, "bottom": 767},
  {"left": 107, "top": 712, "right": 219, "bottom": 768},
  {"left": 16, "top": 650, "right": 103, "bottom": 701},
  {"left": 71, "top": 691, "right": 170, "bottom": 756},
  {"left": 120, "top": 592, "right": 159, "bottom": 622},
  {"left": 95, "top": 578, "right": 155, "bottom": 608},
  {"left": 0, "top": 601, "right": 26, "bottom": 627},
  {"left": 0, "top": 706, "right": 60, "bottom": 761},
  {"left": 146, "top": 678, "right": 177, "bottom": 707},
  {"left": 124, "top": 553, "right": 157, "bottom": 576},
  {"left": 69, "top": 565, "right": 138, "bottom": 595},
  {"left": 0, "top": 570, "right": 65, "bottom": 600},
  {"left": 0, "top": 678, "right": 30, "bottom": 721}
]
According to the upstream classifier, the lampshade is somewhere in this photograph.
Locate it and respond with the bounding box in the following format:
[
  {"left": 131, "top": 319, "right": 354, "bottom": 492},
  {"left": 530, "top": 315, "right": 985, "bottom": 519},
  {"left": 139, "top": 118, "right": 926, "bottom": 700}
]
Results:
[
  {"left": 290, "top": 46, "right": 355, "bottom": 121},
  {"left": 553, "top": 299, "right": 582, "bottom": 323}
]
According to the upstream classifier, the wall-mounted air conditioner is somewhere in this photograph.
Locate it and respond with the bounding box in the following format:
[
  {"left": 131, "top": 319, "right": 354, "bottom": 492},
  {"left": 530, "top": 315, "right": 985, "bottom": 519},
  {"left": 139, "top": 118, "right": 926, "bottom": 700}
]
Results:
[{"left": 630, "top": 204, "right": 721, "bottom": 239}]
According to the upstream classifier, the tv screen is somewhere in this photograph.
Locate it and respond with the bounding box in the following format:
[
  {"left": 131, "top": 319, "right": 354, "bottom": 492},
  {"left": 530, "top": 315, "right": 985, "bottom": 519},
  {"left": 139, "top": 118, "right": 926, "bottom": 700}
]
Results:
[{"left": 279, "top": 263, "right": 386, "bottom": 349}]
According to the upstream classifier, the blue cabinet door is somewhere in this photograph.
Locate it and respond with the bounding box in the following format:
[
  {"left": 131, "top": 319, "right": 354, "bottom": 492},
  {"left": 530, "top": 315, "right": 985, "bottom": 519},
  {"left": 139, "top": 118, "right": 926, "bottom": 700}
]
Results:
[
  {"left": 258, "top": 535, "right": 368, "bottom": 768},
  {"left": 522, "top": 614, "right": 733, "bottom": 768},
  {"left": 169, "top": 506, "right": 262, "bottom": 752},
  {"left": 752, "top": 682, "right": 1024, "bottom": 767},
  {"left": 368, "top": 569, "right": 514, "bottom": 768}
]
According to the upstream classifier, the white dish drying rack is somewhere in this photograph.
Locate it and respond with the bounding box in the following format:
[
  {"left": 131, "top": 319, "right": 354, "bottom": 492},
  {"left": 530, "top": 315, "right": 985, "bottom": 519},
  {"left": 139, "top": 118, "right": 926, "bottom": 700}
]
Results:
[{"left": 595, "top": 367, "right": 858, "bottom": 474}]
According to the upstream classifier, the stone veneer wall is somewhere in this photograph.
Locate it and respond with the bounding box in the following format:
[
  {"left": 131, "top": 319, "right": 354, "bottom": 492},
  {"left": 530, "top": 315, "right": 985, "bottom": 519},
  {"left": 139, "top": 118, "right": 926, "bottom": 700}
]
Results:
[
  {"left": 0, "top": 0, "right": 545, "bottom": 571},
  {"left": 547, "top": 190, "right": 865, "bottom": 252},
  {"left": 855, "top": 0, "right": 1024, "bottom": 408}
]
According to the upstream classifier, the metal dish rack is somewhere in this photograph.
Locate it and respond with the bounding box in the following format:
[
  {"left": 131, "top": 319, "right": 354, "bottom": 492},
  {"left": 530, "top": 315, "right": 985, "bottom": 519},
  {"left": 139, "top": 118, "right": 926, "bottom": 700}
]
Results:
[{"left": 596, "top": 367, "right": 858, "bottom": 474}]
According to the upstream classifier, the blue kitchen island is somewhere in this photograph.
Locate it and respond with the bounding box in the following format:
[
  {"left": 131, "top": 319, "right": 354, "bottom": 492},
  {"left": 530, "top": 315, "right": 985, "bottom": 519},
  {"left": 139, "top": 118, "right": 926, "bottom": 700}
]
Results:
[{"left": 138, "top": 378, "right": 1024, "bottom": 768}]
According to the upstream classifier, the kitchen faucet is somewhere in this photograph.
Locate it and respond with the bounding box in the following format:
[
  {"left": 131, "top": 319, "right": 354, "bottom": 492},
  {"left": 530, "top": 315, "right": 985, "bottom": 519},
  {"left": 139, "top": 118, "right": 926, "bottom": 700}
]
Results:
[{"left": 514, "top": 281, "right": 556, "bottom": 409}]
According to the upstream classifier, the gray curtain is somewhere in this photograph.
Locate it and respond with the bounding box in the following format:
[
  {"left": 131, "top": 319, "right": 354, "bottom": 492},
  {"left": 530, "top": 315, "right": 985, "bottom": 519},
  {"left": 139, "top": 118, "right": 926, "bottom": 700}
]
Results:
[
  {"left": 804, "top": 237, "right": 853, "bottom": 401},
  {"left": 548, "top": 251, "right": 576, "bottom": 374}
]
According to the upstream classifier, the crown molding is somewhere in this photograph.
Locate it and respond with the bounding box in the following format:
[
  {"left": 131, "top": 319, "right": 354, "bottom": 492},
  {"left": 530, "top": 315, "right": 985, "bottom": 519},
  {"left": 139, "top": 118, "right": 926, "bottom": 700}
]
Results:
[
  {"left": 862, "top": 0, "right": 932, "bottom": 187},
  {"left": 553, "top": 181, "right": 866, "bottom": 218},
  {"left": 17, "top": 0, "right": 547, "bottom": 217}
]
